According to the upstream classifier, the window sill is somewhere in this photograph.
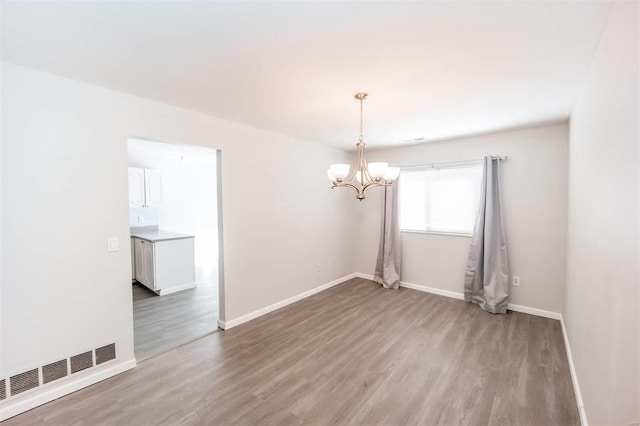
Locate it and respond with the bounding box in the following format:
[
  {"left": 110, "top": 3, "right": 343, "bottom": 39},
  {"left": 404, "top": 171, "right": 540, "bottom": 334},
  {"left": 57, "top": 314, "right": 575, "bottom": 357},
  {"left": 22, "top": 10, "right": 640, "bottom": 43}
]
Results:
[{"left": 401, "top": 229, "right": 473, "bottom": 238}]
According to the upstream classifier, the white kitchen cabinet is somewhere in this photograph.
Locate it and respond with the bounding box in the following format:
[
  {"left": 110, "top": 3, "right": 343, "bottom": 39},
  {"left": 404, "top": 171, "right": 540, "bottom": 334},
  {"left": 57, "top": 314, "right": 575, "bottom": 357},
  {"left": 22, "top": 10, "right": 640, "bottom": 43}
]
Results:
[
  {"left": 144, "top": 169, "right": 164, "bottom": 207},
  {"left": 132, "top": 233, "right": 195, "bottom": 295},
  {"left": 131, "top": 238, "right": 136, "bottom": 282},
  {"left": 141, "top": 239, "right": 155, "bottom": 289},
  {"left": 134, "top": 238, "right": 144, "bottom": 283},
  {"left": 128, "top": 167, "right": 145, "bottom": 208},
  {"left": 134, "top": 237, "right": 155, "bottom": 290},
  {"left": 128, "top": 167, "right": 163, "bottom": 208}
]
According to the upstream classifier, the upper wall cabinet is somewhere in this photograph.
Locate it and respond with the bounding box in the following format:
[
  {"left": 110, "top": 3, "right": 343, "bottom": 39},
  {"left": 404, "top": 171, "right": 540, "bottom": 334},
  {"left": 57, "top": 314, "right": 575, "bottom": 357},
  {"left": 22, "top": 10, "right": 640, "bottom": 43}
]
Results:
[
  {"left": 144, "top": 169, "right": 164, "bottom": 207},
  {"left": 128, "top": 167, "right": 164, "bottom": 208},
  {"left": 128, "top": 167, "right": 145, "bottom": 208}
]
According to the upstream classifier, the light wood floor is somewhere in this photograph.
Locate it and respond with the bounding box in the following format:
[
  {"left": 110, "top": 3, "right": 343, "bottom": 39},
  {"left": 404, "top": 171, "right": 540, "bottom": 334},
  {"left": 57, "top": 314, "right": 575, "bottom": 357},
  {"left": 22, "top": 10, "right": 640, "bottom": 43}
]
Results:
[
  {"left": 133, "top": 278, "right": 219, "bottom": 361},
  {"left": 133, "top": 230, "right": 220, "bottom": 360},
  {"left": 6, "top": 278, "right": 579, "bottom": 425}
]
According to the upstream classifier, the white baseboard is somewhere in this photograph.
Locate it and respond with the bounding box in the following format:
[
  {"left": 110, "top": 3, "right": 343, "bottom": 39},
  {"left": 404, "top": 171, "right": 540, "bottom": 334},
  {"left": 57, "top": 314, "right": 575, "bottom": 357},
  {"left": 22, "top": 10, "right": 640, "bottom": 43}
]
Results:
[
  {"left": 0, "top": 358, "right": 136, "bottom": 422},
  {"left": 400, "top": 280, "right": 467, "bottom": 301},
  {"left": 507, "top": 303, "right": 561, "bottom": 320},
  {"left": 157, "top": 282, "right": 197, "bottom": 296},
  {"left": 354, "top": 272, "right": 375, "bottom": 281},
  {"left": 355, "top": 273, "right": 561, "bottom": 320},
  {"left": 560, "top": 315, "right": 588, "bottom": 426},
  {"left": 218, "top": 273, "right": 359, "bottom": 330}
]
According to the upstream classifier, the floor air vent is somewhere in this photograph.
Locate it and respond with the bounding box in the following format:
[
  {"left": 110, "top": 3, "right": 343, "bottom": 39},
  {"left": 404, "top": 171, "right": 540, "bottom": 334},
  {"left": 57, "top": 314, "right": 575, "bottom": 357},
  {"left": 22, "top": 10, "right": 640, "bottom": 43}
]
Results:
[
  {"left": 70, "top": 351, "right": 93, "bottom": 374},
  {"left": 10, "top": 369, "right": 39, "bottom": 396},
  {"left": 43, "top": 359, "right": 68, "bottom": 384},
  {"left": 0, "top": 379, "right": 6, "bottom": 400},
  {"left": 95, "top": 343, "right": 116, "bottom": 365}
]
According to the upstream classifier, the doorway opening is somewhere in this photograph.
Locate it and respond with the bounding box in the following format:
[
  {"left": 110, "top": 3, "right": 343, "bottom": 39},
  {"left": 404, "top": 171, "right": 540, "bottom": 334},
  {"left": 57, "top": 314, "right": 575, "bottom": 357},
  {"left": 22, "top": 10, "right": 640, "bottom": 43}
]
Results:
[{"left": 127, "top": 138, "right": 220, "bottom": 361}]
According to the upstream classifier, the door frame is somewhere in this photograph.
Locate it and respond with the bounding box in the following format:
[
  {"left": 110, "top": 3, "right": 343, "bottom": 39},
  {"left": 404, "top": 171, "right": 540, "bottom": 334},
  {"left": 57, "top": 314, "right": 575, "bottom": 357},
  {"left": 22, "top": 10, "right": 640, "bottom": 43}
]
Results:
[{"left": 126, "top": 136, "right": 226, "bottom": 343}]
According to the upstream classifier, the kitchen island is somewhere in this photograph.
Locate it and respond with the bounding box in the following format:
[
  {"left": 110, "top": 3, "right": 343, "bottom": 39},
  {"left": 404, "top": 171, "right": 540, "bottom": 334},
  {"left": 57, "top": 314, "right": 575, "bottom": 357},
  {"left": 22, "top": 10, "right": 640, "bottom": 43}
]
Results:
[{"left": 130, "top": 228, "right": 195, "bottom": 295}]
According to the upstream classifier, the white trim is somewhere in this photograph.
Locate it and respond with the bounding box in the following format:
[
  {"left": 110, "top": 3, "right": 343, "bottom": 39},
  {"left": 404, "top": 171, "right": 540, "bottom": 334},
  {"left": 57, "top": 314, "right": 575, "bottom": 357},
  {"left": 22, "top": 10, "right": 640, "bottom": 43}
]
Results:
[
  {"left": 0, "top": 358, "right": 136, "bottom": 422},
  {"left": 400, "top": 280, "right": 466, "bottom": 301},
  {"left": 218, "top": 273, "right": 359, "bottom": 330},
  {"left": 157, "top": 282, "right": 197, "bottom": 296},
  {"left": 355, "top": 273, "right": 561, "bottom": 320},
  {"left": 507, "top": 303, "right": 561, "bottom": 320},
  {"left": 560, "top": 315, "right": 588, "bottom": 426},
  {"left": 355, "top": 272, "right": 375, "bottom": 280}
]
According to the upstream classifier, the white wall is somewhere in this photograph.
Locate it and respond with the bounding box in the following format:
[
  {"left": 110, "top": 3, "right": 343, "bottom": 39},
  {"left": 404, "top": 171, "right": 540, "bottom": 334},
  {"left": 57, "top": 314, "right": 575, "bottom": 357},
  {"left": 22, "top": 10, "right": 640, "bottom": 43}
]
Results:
[
  {"left": 0, "top": 63, "right": 357, "bottom": 404},
  {"left": 356, "top": 124, "right": 569, "bottom": 313},
  {"left": 565, "top": 2, "right": 639, "bottom": 424}
]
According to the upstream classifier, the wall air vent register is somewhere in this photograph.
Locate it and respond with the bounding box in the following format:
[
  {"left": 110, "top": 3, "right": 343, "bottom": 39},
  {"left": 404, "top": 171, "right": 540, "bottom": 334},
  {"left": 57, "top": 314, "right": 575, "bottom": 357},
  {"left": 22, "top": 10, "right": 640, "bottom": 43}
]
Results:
[{"left": 0, "top": 343, "right": 116, "bottom": 402}]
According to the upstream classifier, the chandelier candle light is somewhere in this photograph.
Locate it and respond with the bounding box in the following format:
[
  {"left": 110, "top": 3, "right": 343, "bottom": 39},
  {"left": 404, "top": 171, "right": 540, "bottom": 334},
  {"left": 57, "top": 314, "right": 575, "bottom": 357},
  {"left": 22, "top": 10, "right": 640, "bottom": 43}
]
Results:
[{"left": 327, "top": 92, "right": 400, "bottom": 200}]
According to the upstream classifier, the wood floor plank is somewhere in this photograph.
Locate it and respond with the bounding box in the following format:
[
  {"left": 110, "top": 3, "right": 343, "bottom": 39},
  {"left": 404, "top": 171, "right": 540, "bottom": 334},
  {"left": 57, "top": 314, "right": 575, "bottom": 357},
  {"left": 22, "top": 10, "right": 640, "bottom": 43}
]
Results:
[
  {"left": 133, "top": 269, "right": 218, "bottom": 360},
  {"left": 4, "top": 278, "right": 579, "bottom": 425}
]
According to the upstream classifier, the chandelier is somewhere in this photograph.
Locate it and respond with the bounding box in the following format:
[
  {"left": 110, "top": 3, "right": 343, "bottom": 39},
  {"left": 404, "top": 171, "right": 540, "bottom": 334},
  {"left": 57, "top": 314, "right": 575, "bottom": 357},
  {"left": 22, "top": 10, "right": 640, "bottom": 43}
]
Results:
[{"left": 327, "top": 92, "right": 400, "bottom": 200}]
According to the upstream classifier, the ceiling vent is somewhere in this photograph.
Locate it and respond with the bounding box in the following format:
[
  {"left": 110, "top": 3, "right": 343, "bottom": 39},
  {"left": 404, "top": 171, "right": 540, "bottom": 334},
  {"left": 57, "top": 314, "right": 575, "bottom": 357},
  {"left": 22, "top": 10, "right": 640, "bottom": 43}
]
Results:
[{"left": 401, "top": 137, "right": 425, "bottom": 143}]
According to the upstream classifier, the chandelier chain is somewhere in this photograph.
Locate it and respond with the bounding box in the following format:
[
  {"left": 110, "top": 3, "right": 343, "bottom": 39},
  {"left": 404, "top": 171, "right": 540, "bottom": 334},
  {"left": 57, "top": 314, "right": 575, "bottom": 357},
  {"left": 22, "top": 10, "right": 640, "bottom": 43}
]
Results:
[{"left": 359, "top": 97, "right": 364, "bottom": 143}]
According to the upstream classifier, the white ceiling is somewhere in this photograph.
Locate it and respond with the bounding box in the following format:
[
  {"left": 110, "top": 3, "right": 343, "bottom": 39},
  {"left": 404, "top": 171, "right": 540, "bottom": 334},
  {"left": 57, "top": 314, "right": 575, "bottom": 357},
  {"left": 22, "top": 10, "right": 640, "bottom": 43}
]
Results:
[{"left": 2, "top": 1, "right": 612, "bottom": 149}]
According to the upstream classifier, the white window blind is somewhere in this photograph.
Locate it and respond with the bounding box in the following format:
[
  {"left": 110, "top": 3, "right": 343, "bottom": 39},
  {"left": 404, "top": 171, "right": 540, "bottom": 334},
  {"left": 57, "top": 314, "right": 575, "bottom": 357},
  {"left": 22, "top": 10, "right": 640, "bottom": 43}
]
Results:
[{"left": 399, "top": 165, "right": 483, "bottom": 235}]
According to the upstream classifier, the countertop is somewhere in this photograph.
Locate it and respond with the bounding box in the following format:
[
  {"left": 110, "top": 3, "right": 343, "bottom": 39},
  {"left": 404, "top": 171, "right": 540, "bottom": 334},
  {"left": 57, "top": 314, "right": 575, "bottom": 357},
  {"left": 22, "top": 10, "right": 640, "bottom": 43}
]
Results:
[{"left": 130, "top": 229, "right": 195, "bottom": 243}]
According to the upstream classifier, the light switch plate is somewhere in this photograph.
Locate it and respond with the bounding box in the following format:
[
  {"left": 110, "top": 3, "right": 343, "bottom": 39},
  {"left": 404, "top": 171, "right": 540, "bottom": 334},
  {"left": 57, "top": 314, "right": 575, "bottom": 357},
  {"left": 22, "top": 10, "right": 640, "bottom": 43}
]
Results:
[{"left": 107, "top": 237, "right": 119, "bottom": 252}]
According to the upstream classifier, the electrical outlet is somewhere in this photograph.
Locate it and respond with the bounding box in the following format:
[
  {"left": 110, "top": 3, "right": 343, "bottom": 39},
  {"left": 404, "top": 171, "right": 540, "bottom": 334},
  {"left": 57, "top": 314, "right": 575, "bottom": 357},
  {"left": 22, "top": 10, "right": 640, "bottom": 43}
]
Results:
[{"left": 512, "top": 276, "right": 520, "bottom": 286}]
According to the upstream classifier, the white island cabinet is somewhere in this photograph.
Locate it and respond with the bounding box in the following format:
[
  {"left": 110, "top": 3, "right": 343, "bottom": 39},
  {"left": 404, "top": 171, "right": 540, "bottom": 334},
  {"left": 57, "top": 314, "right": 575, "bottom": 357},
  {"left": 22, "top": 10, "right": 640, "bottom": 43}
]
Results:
[{"left": 131, "top": 230, "right": 195, "bottom": 295}]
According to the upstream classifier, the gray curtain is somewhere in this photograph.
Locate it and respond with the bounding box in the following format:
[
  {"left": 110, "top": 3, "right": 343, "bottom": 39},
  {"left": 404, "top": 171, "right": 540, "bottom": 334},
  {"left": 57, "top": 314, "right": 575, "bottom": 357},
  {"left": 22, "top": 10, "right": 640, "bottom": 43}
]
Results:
[
  {"left": 374, "top": 181, "right": 402, "bottom": 289},
  {"left": 464, "top": 156, "right": 509, "bottom": 314}
]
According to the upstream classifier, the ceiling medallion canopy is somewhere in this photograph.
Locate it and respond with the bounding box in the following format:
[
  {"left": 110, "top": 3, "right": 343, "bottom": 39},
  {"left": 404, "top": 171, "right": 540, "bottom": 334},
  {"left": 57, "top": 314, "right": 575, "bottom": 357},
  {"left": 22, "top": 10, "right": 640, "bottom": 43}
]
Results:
[{"left": 327, "top": 92, "right": 400, "bottom": 200}]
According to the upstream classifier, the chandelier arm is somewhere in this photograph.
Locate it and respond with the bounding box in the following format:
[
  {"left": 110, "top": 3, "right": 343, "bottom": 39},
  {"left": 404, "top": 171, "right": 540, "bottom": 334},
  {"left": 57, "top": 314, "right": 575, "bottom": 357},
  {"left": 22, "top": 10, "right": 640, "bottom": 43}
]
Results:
[
  {"left": 344, "top": 142, "right": 361, "bottom": 184},
  {"left": 334, "top": 182, "right": 362, "bottom": 195},
  {"left": 345, "top": 141, "right": 367, "bottom": 187},
  {"left": 344, "top": 163, "right": 358, "bottom": 185},
  {"left": 360, "top": 181, "right": 383, "bottom": 193},
  {"left": 359, "top": 142, "right": 376, "bottom": 184},
  {"left": 359, "top": 144, "right": 372, "bottom": 185}
]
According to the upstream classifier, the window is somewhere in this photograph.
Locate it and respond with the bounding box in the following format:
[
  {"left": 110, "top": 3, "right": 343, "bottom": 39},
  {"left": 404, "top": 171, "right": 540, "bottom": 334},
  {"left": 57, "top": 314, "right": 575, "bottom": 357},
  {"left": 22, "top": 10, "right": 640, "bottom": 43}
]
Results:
[{"left": 399, "top": 165, "right": 483, "bottom": 235}]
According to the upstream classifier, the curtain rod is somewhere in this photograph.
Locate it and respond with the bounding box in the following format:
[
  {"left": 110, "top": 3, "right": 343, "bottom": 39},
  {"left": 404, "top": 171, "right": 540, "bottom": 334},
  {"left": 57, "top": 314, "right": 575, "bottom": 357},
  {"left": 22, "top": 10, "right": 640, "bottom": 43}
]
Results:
[{"left": 400, "top": 155, "right": 507, "bottom": 170}]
